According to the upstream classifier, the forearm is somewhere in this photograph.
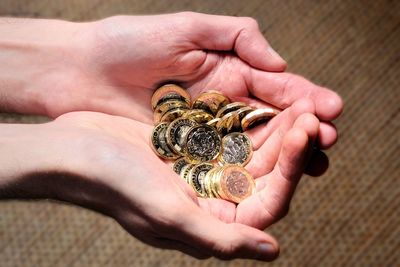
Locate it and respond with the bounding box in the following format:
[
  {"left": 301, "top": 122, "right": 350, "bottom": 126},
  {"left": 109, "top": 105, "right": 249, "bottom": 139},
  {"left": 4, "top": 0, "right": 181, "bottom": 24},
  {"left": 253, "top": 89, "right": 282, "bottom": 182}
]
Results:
[{"left": 0, "top": 18, "right": 91, "bottom": 116}]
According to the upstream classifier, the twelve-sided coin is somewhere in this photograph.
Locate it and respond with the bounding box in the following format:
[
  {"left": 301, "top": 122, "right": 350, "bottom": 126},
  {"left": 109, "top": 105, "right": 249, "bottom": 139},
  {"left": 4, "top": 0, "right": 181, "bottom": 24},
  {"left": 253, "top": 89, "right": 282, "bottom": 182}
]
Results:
[
  {"left": 218, "top": 133, "right": 253, "bottom": 166},
  {"left": 185, "top": 124, "right": 222, "bottom": 163},
  {"left": 150, "top": 122, "right": 180, "bottom": 160}
]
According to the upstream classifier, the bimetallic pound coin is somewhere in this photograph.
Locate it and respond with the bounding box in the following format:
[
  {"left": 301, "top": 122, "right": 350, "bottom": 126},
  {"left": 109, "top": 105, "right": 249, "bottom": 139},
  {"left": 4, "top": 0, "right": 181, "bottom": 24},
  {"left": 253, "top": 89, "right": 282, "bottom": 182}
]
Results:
[
  {"left": 218, "top": 133, "right": 253, "bottom": 166},
  {"left": 216, "top": 102, "right": 247, "bottom": 118},
  {"left": 153, "top": 100, "right": 189, "bottom": 123},
  {"left": 181, "top": 164, "right": 197, "bottom": 183},
  {"left": 166, "top": 118, "right": 197, "bottom": 155},
  {"left": 185, "top": 124, "right": 222, "bottom": 163},
  {"left": 155, "top": 92, "right": 189, "bottom": 109},
  {"left": 216, "top": 112, "right": 238, "bottom": 136},
  {"left": 151, "top": 84, "right": 191, "bottom": 110},
  {"left": 160, "top": 108, "right": 189, "bottom": 123},
  {"left": 183, "top": 109, "right": 214, "bottom": 123},
  {"left": 192, "top": 91, "right": 230, "bottom": 115},
  {"left": 219, "top": 165, "right": 255, "bottom": 203},
  {"left": 210, "top": 167, "right": 224, "bottom": 199},
  {"left": 173, "top": 157, "right": 190, "bottom": 175},
  {"left": 225, "top": 112, "right": 242, "bottom": 133},
  {"left": 206, "top": 118, "right": 221, "bottom": 128},
  {"left": 203, "top": 168, "right": 215, "bottom": 198},
  {"left": 188, "top": 163, "right": 213, "bottom": 197},
  {"left": 236, "top": 106, "right": 254, "bottom": 121},
  {"left": 206, "top": 166, "right": 223, "bottom": 198},
  {"left": 150, "top": 122, "right": 180, "bottom": 160},
  {"left": 241, "top": 108, "right": 279, "bottom": 131}
]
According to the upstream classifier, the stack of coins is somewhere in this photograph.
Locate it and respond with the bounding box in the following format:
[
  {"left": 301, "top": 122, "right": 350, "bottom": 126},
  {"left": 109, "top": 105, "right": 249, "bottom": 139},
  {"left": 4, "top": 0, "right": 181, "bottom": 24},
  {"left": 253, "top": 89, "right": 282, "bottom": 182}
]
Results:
[{"left": 150, "top": 84, "right": 279, "bottom": 203}]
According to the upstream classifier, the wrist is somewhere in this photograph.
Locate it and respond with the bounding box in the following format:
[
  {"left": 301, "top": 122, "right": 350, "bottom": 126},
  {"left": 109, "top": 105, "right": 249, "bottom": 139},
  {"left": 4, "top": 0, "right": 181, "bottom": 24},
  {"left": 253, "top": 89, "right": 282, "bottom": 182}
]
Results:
[
  {"left": 0, "top": 121, "right": 119, "bottom": 215},
  {"left": 0, "top": 18, "right": 93, "bottom": 117}
]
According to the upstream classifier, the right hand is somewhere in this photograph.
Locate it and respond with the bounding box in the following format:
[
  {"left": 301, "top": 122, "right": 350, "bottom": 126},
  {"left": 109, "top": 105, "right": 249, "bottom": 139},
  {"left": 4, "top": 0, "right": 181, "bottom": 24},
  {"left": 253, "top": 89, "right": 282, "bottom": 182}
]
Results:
[{"left": 1, "top": 13, "right": 342, "bottom": 150}]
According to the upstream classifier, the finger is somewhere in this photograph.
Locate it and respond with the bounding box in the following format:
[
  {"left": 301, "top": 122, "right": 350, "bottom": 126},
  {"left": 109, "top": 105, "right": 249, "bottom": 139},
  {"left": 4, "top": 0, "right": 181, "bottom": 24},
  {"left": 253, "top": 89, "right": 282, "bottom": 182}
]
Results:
[
  {"left": 230, "top": 96, "right": 338, "bottom": 149},
  {"left": 318, "top": 121, "right": 338, "bottom": 149},
  {"left": 305, "top": 150, "right": 329, "bottom": 177},
  {"left": 149, "top": 237, "right": 211, "bottom": 259},
  {"left": 248, "top": 112, "right": 319, "bottom": 179},
  {"left": 248, "top": 71, "right": 343, "bottom": 121},
  {"left": 247, "top": 128, "right": 282, "bottom": 179},
  {"left": 171, "top": 210, "right": 280, "bottom": 261},
  {"left": 246, "top": 98, "right": 315, "bottom": 150},
  {"left": 246, "top": 99, "right": 315, "bottom": 178},
  {"left": 182, "top": 12, "right": 286, "bottom": 71},
  {"left": 230, "top": 96, "right": 281, "bottom": 111},
  {"left": 236, "top": 128, "right": 310, "bottom": 229}
]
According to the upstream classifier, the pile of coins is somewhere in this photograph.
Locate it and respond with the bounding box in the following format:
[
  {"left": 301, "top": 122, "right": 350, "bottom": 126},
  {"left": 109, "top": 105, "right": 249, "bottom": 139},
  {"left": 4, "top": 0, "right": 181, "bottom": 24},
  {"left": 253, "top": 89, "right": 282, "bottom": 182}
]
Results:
[{"left": 150, "top": 84, "right": 279, "bottom": 203}]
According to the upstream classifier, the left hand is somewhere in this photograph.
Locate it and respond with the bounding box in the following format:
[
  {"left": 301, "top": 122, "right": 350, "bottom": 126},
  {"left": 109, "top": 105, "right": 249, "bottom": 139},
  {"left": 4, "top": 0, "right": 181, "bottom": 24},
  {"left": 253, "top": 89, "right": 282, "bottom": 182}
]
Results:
[
  {"left": 0, "top": 108, "right": 318, "bottom": 260},
  {"left": 54, "top": 105, "right": 320, "bottom": 258}
]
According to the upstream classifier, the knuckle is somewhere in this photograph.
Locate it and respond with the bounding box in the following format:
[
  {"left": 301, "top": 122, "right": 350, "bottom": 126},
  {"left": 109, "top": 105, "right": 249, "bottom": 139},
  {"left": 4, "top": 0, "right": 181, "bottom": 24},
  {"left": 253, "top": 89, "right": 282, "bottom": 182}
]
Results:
[
  {"left": 152, "top": 213, "right": 180, "bottom": 231},
  {"left": 176, "top": 11, "right": 196, "bottom": 18},
  {"left": 242, "top": 16, "right": 260, "bottom": 29},
  {"left": 276, "top": 205, "right": 290, "bottom": 220},
  {"left": 174, "top": 11, "right": 197, "bottom": 27},
  {"left": 211, "top": 225, "right": 244, "bottom": 260},
  {"left": 212, "top": 243, "right": 239, "bottom": 260},
  {"left": 258, "top": 192, "right": 290, "bottom": 222},
  {"left": 150, "top": 205, "right": 192, "bottom": 234}
]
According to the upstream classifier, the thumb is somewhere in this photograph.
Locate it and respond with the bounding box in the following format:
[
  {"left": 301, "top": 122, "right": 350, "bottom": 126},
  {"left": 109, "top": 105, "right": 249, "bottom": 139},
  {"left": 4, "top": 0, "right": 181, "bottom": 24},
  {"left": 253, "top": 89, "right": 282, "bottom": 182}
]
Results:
[
  {"left": 167, "top": 207, "right": 280, "bottom": 261},
  {"left": 179, "top": 12, "right": 287, "bottom": 71}
]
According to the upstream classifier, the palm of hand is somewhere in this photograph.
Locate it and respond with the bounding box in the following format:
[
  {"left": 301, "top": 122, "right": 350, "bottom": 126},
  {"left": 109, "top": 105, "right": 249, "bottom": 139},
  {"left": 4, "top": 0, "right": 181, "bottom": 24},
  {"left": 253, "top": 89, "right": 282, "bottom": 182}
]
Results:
[
  {"left": 49, "top": 13, "right": 340, "bottom": 259},
  {"left": 56, "top": 92, "right": 317, "bottom": 241},
  {"left": 79, "top": 14, "right": 339, "bottom": 149},
  {"left": 65, "top": 15, "right": 327, "bottom": 231}
]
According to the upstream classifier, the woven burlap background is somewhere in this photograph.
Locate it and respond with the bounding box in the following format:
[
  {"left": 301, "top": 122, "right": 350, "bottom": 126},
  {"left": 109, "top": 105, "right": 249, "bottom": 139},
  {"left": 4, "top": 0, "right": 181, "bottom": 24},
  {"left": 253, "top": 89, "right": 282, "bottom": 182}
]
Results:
[{"left": 0, "top": 0, "right": 399, "bottom": 266}]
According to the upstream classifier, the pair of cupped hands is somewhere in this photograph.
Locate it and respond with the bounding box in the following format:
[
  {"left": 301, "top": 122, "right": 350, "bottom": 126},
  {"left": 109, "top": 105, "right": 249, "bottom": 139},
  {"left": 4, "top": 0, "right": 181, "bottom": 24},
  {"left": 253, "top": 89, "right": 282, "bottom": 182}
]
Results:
[{"left": 6, "top": 13, "right": 342, "bottom": 261}]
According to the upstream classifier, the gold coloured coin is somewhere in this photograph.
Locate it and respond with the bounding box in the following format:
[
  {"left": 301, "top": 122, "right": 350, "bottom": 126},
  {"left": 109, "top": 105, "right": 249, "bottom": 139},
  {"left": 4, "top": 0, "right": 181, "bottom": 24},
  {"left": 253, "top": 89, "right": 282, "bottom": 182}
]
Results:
[
  {"left": 241, "top": 108, "right": 279, "bottom": 131},
  {"left": 153, "top": 100, "right": 189, "bottom": 123},
  {"left": 216, "top": 112, "right": 238, "bottom": 135},
  {"left": 204, "top": 167, "right": 219, "bottom": 198},
  {"left": 150, "top": 122, "right": 180, "bottom": 160},
  {"left": 225, "top": 111, "right": 242, "bottom": 133},
  {"left": 185, "top": 124, "right": 222, "bottom": 163},
  {"left": 218, "top": 133, "right": 253, "bottom": 166},
  {"left": 151, "top": 84, "right": 191, "bottom": 110},
  {"left": 160, "top": 108, "right": 189, "bottom": 123},
  {"left": 216, "top": 102, "right": 247, "bottom": 118},
  {"left": 154, "top": 92, "right": 189, "bottom": 110},
  {"left": 236, "top": 106, "right": 254, "bottom": 121},
  {"left": 219, "top": 165, "right": 255, "bottom": 203},
  {"left": 188, "top": 163, "right": 213, "bottom": 197},
  {"left": 206, "top": 118, "right": 221, "bottom": 128},
  {"left": 192, "top": 91, "right": 230, "bottom": 115},
  {"left": 181, "top": 164, "right": 196, "bottom": 183},
  {"left": 166, "top": 118, "right": 197, "bottom": 155},
  {"left": 210, "top": 167, "right": 224, "bottom": 199},
  {"left": 203, "top": 169, "right": 214, "bottom": 198},
  {"left": 173, "top": 157, "right": 190, "bottom": 175},
  {"left": 182, "top": 109, "right": 214, "bottom": 123}
]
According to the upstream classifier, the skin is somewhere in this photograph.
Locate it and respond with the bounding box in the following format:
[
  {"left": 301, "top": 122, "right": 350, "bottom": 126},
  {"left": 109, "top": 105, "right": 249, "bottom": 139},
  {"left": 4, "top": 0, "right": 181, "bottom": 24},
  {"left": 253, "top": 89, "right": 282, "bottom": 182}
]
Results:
[
  {"left": 0, "top": 12, "right": 343, "bottom": 261},
  {"left": 0, "top": 109, "right": 316, "bottom": 261},
  {"left": 0, "top": 13, "right": 342, "bottom": 146}
]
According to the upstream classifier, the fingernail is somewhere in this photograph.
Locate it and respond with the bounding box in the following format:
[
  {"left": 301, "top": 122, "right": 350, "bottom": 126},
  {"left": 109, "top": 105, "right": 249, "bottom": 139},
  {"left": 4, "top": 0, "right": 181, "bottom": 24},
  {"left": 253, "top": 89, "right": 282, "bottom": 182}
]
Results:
[
  {"left": 267, "top": 47, "right": 285, "bottom": 62},
  {"left": 258, "top": 242, "right": 275, "bottom": 254}
]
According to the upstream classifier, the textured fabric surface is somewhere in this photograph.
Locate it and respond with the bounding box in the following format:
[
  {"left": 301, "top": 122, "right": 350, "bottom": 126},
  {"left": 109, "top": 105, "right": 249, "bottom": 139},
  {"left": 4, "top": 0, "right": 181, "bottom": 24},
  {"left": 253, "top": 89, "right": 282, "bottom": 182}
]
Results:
[{"left": 0, "top": 0, "right": 399, "bottom": 266}]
